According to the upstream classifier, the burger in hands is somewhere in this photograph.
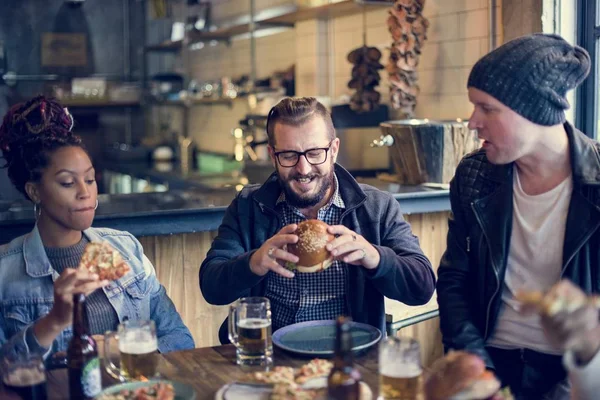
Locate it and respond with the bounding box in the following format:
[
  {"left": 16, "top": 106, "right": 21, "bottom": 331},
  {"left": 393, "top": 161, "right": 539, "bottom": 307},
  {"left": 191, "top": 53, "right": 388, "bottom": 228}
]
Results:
[
  {"left": 424, "top": 351, "right": 513, "bottom": 400},
  {"left": 285, "top": 220, "right": 334, "bottom": 273}
]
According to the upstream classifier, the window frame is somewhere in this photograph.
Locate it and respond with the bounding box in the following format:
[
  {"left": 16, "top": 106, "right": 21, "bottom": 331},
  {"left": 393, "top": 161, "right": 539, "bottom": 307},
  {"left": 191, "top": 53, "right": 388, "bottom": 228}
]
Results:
[{"left": 576, "top": 0, "right": 598, "bottom": 138}]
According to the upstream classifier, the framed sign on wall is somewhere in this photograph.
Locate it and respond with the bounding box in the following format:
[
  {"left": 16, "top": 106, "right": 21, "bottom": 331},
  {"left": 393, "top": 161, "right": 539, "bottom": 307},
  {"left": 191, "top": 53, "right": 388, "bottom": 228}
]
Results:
[{"left": 41, "top": 33, "right": 87, "bottom": 67}]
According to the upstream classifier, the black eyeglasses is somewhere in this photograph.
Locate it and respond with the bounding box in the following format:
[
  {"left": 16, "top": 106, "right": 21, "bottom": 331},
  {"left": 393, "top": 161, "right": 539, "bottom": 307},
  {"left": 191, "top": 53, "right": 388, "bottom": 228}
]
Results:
[{"left": 273, "top": 140, "right": 333, "bottom": 168}]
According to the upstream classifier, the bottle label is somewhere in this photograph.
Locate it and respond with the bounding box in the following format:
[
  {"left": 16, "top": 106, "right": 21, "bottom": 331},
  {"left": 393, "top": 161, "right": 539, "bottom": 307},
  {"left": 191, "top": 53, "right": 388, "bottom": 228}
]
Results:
[{"left": 81, "top": 357, "right": 102, "bottom": 397}]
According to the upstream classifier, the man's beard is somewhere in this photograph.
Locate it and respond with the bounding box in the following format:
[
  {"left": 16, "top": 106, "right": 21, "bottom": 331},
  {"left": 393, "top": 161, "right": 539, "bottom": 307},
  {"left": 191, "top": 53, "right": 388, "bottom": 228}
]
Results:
[{"left": 278, "top": 169, "right": 334, "bottom": 209}]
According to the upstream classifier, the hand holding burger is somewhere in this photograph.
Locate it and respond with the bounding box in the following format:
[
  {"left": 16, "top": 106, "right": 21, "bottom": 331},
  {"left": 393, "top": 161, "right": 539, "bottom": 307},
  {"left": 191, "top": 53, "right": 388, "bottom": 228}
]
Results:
[
  {"left": 517, "top": 280, "right": 600, "bottom": 366},
  {"left": 285, "top": 219, "right": 334, "bottom": 273},
  {"left": 249, "top": 224, "right": 300, "bottom": 278},
  {"left": 424, "top": 351, "right": 512, "bottom": 400},
  {"left": 326, "top": 225, "right": 380, "bottom": 270}
]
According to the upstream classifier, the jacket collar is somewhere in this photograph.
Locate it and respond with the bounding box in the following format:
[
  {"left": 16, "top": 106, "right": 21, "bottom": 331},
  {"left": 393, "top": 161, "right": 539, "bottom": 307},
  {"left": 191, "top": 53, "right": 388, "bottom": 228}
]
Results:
[
  {"left": 565, "top": 122, "right": 600, "bottom": 185},
  {"left": 23, "top": 226, "right": 100, "bottom": 278},
  {"left": 252, "top": 163, "right": 367, "bottom": 211},
  {"left": 23, "top": 225, "right": 54, "bottom": 278}
]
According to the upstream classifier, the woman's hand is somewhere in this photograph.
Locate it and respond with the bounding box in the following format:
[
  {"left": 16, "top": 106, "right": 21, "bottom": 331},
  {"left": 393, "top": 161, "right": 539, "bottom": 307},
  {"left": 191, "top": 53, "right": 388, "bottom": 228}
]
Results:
[{"left": 33, "top": 268, "right": 108, "bottom": 348}]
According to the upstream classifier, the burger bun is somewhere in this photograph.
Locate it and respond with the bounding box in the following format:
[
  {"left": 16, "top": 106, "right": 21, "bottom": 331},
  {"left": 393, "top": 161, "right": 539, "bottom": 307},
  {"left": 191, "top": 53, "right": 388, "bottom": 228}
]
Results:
[
  {"left": 425, "top": 351, "right": 502, "bottom": 400},
  {"left": 286, "top": 219, "right": 334, "bottom": 273}
]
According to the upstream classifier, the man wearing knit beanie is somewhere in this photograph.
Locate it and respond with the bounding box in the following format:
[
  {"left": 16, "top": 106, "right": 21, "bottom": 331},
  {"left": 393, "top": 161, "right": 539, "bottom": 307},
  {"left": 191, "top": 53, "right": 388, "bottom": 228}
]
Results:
[{"left": 437, "top": 33, "right": 600, "bottom": 400}]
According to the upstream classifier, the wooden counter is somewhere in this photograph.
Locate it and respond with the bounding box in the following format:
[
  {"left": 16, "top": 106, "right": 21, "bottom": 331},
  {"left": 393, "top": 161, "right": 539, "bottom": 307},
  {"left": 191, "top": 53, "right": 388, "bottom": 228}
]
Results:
[{"left": 138, "top": 211, "right": 449, "bottom": 367}]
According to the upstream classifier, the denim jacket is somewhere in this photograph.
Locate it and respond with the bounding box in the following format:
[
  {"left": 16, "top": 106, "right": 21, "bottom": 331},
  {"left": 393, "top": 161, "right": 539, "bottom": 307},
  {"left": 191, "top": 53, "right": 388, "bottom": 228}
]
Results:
[{"left": 0, "top": 226, "right": 195, "bottom": 360}]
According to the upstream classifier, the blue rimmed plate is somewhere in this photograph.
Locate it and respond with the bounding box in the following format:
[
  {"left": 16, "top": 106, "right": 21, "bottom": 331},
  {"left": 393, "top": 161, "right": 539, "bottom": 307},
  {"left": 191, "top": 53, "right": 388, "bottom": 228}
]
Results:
[{"left": 272, "top": 320, "right": 382, "bottom": 356}]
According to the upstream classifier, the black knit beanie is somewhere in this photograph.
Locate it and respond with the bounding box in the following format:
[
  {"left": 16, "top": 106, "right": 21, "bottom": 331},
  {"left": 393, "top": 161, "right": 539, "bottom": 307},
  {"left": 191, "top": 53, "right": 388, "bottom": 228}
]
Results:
[{"left": 467, "top": 33, "right": 591, "bottom": 126}]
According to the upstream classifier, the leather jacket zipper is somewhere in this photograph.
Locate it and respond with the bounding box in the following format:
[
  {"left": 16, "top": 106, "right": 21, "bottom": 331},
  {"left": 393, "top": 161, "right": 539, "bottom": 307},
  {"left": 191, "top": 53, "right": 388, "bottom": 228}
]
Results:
[
  {"left": 466, "top": 237, "right": 471, "bottom": 252},
  {"left": 471, "top": 202, "right": 500, "bottom": 340},
  {"left": 561, "top": 225, "right": 599, "bottom": 277}
]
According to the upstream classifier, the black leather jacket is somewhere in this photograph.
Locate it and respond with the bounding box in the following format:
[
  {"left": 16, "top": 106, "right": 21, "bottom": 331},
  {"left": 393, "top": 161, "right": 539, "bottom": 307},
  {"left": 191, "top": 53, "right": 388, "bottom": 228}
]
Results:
[{"left": 437, "top": 122, "right": 600, "bottom": 368}]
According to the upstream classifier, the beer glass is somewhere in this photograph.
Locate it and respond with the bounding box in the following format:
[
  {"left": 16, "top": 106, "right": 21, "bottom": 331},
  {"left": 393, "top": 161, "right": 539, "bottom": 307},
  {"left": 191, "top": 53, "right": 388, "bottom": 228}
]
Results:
[
  {"left": 104, "top": 320, "right": 159, "bottom": 381},
  {"left": 378, "top": 337, "right": 422, "bottom": 400},
  {"left": 1, "top": 353, "right": 47, "bottom": 400},
  {"left": 228, "top": 297, "right": 273, "bottom": 366}
]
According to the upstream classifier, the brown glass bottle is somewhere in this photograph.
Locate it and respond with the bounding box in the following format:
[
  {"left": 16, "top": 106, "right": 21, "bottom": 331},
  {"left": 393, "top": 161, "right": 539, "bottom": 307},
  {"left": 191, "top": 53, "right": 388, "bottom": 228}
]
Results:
[
  {"left": 327, "top": 316, "right": 361, "bottom": 400},
  {"left": 67, "top": 293, "right": 102, "bottom": 399}
]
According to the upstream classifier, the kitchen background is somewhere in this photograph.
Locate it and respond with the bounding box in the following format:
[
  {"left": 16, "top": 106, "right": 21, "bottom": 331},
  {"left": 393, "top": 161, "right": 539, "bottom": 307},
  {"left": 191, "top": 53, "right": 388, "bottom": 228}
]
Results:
[
  {"left": 0, "top": 0, "right": 582, "bottom": 353},
  {"left": 0, "top": 0, "right": 575, "bottom": 195}
]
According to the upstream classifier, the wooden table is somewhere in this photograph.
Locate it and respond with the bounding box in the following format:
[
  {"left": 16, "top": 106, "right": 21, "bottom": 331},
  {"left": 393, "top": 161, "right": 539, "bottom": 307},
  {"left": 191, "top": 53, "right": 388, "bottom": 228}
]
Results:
[{"left": 1, "top": 345, "right": 381, "bottom": 399}]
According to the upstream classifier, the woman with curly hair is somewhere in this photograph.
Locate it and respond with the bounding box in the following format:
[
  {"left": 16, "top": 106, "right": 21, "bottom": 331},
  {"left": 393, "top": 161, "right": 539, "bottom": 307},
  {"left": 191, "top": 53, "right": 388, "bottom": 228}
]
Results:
[{"left": 0, "top": 95, "right": 194, "bottom": 360}]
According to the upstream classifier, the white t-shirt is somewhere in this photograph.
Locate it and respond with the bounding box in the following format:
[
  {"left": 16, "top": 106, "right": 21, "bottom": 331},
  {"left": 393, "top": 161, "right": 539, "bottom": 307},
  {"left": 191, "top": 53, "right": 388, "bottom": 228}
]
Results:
[{"left": 487, "top": 166, "right": 573, "bottom": 354}]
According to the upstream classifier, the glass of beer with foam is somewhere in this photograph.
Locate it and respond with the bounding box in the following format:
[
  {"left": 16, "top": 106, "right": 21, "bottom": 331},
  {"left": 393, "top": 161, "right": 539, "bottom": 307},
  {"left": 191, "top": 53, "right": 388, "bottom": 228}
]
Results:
[
  {"left": 378, "top": 337, "right": 422, "bottom": 400},
  {"left": 104, "top": 320, "right": 159, "bottom": 381},
  {"left": 229, "top": 297, "right": 273, "bottom": 367},
  {"left": 1, "top": 353, "right": 47, "bottom": 400}
]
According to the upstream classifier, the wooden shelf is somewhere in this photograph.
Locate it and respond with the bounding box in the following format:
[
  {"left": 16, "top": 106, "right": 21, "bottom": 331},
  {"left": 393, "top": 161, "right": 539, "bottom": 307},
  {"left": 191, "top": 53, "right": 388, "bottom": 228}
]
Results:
[
  {"left": 152, "top": 98, "right": 234, "bottom": 107},
  {"left": 145, "top": 41, "right": 183, "bottom": 52},
  {"left": 265, "top": 0, "right": 391, "bottom": 26},
  {"left": 61, "top": 99, "right": 140, "bottom": 108},
  {"left": 145, "top": 0, "right": 391, "bottom": 51}
]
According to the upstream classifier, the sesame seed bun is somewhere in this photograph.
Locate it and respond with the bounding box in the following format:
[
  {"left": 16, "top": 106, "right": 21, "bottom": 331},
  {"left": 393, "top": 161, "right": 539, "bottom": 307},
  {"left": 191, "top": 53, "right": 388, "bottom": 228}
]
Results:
[{"left": 286, "top": 220, "right": 334, "bottom": 273}]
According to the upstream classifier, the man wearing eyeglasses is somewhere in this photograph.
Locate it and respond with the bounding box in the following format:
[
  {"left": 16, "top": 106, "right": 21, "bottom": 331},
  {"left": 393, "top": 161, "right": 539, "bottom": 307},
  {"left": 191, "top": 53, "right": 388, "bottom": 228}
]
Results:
[{"left": 200, "top": 97, "right": 436, "bottom": 343}]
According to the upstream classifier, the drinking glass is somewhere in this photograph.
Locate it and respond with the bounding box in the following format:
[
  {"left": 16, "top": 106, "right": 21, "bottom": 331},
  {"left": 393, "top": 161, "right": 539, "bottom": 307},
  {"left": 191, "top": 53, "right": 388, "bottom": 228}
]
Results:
[
  {"left": 104, "top": 320, "right": 159, "bottom": 381},
  {"left": 378, "top": 337, "right": 422, "bottom": 400},
  {"left": 228, "top": 297, "right": 273, "bottom": 367}
]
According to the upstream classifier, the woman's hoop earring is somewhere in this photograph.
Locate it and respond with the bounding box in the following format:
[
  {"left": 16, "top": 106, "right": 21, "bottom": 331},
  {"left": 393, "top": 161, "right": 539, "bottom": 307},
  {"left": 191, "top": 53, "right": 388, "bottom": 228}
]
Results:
[
  {"left": 33, "top": 203, "right": 41, "bottom": 219},
  {"left": 95, "top": 199, "right": 98, "bottom": 210}
]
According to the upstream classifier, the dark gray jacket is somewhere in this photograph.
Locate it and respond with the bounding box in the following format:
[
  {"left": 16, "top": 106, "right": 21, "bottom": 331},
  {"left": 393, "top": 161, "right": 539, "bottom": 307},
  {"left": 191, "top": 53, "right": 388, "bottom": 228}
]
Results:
[
  {"left": 437, "top": 122, "right": 600, "bottom": 368},
  {"left": 199, "top": 164, "right": 436, "bottom": 343}
]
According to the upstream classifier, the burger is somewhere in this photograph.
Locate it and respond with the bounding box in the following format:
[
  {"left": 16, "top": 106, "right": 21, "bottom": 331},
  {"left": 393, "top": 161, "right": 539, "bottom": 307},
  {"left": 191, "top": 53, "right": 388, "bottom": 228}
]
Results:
[
  {"left": 516, "top": 281, "right": 600, "bottom": 316},
  {"left": 285, "top": 220, "right": 334, "bottom": 273},
  {"left": 424, "top": 351, "right": 513, "bottom": 400}
]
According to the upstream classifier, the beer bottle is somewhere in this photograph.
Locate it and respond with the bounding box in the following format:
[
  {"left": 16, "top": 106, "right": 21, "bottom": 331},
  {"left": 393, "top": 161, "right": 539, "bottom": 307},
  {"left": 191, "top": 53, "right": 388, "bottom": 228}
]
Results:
[
  {"left": 67, "top": 293, "right": 102, "bottom": 399},
  {"left": 327, "top": 316, "right": 361, "bottom": 400}
]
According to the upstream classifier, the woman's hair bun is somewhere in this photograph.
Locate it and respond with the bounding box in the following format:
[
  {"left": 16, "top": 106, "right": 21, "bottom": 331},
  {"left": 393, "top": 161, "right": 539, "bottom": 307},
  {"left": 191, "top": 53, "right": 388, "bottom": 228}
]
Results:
[{"left": 0, "top": 95, "right": 75, "bottom": 154}]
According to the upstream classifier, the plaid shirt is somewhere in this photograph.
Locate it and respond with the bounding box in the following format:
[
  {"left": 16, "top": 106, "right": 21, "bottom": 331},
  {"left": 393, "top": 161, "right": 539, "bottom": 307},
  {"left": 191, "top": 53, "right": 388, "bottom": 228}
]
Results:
[{"left": 266, "top": 174, "right": 349, "bottom": 331}]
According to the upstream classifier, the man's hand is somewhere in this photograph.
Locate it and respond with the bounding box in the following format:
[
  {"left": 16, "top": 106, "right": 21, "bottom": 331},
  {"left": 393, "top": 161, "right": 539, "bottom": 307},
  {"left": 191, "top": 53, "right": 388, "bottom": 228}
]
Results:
[
  {"left": 538, "top": 280, "right": 600, "bottom": 365},
  {"left": 325, "top": 225, "right": 380, "bottom": 270},
  {"left": 249, "top": 224, "right": 299, "bottom": 278}
]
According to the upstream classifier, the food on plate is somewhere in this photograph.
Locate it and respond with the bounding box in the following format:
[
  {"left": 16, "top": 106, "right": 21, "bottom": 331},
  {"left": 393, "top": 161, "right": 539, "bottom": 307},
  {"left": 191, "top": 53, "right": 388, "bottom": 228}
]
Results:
[
  {"left": 249, "top": 366, "right": 296, "bottom": 386},
  {"left": 286, "top": 220, "right": 334, "bottom": 273},
  {"left": 243, "top": 359, "right": 335, "bottom": 399},
  {"left": 246, "top": 359, "right": 333, "bottom": 385},
  {"left": 79, "top": 241, "right": 130, "bottom": 281},
  {"left": 271, "top": 383, "right": 320, "bottom": 400},
  {"left": 295, "top": 358, "right": 333, "bottom": 383},
  {"left": 424, "top": 351, "right": 513, "bottom": 400},
  {"left": 96, "top": 381, "right": 175, "bottom": 400},
  {"left": 516, "top": 283, "right": 600, "bottom": 316}
]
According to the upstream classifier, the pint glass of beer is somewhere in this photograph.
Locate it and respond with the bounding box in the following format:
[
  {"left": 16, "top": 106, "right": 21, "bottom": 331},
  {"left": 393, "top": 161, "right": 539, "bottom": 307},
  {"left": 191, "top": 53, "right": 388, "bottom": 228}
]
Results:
[
  {"left": 1, "top": 353, "right": 47, "bottom": 400},
  {"left": 228, "top": 297, "right": 273, "bottom": 367},
  {"left": 104, "top": 320, "right": 159, "bottom": 381},
  {"left": 378, "top": 337, "right": 422, "bottom": 400}
]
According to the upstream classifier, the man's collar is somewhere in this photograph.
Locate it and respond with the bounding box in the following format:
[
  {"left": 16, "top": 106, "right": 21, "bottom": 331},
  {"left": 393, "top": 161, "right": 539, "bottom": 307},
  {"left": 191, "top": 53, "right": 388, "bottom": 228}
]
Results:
[{"left": 565, "top": 122, "right": 600, "bottom": 185}]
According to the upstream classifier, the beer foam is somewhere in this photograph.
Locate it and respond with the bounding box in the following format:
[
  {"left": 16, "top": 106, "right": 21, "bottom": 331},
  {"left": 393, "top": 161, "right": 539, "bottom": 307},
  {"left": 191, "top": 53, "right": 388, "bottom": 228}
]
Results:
[
  {"left": 237, "top": 318, "right": 271, "bottom": 329},
  {"left": 380, "top": 363, "right": 422, "bottom": 378},
  {"left": 119, "top": 330, "right": 158, "bottom": 354},
  {"left": 3, "top": 368, "right": 45, "bottom": 386},
  {"left": 119, "top": 340, "right": 158, "bottom": 354}
]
